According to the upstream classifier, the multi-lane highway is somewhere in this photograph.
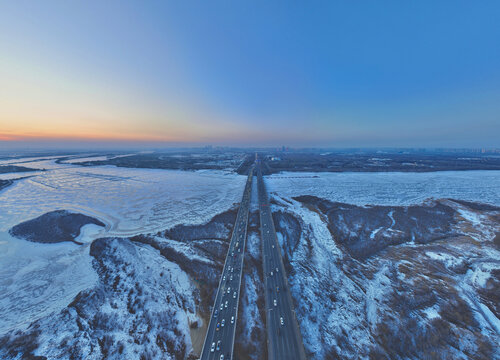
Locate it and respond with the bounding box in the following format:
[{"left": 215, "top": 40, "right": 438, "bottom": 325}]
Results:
[
  {"left": 256, "top": 161, "right": 307, "bottom": 360},
  {"left": 200, "top": 166, "right": 254, "bottom": 360}
]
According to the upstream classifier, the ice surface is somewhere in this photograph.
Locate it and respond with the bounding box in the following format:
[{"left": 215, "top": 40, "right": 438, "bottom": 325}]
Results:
[
  {"left": 266, "top": 171, "right": 500, "bottom": 206},
  {"left": 0, "top": 159, "right": 246, "bottom": 236},
  {"left": 0, "top": 233, "right": 98, "bottom": 333}
]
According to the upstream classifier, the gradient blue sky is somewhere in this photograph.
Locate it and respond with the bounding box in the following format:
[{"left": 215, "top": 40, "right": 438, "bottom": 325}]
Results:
[{"left": 1, "top": 1, "right": 499, "bottom": 148}]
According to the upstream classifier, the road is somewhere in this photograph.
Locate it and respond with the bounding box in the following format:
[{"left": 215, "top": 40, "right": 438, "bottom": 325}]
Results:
[
  {"left": 200, "top": 166, "right": 254, "bottom": 360},
  {"left": 256, "top": 160, "right": 307, "bottom": 360}
]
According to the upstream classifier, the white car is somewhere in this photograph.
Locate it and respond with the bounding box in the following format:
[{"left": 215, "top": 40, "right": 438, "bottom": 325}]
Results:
[
  {"left": 270, "top": 271, "right": 273, "bottom": 276},
  {"left": 220, "top": 355, "right": 224, "bottom": 360},
  {"left": 274, "top": 299, "right": 277, "bottom": 306},
  {"left": 216, "top": 340, "right": 221, "bottom": 351},
  {"left": 222, "top": 319, "right": 225, "bottom": 327},
  {"left": 223, "top": 275, "right": 226, "bottom": 281},
  {"left": 220, "top": 304, "right": 223, "bottom": 311},
  {"left": 233, "top": 291, "right": 237, "bottom": 299},
  {"left": 280, "top": 317, "right": 284, "bottom": 326},
  {"left": 272, "top": 245, "right": 275, "bottom": 248},
  {"left": 230, "top": 275, "right": 233, "bottom": 281},
  {"left": 225, "top": 300, "right": 228, "bottom": 308},
  {"left": 231, "top": 316, "right": 235, "bottom": 324},
  {"left": 211, "top": 342, "right": 215, "bottom": 352},
  {"left": 227, "top": 287, "right": 231, "bottom": 294}
]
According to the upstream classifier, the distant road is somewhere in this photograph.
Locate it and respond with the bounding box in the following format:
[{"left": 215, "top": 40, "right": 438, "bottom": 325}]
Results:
[
  {"left": 200, "top": 166, "right": 254, "bottom": 360},
  {"left": 256, "top": 161, "right": 307, "bottom": 360}
]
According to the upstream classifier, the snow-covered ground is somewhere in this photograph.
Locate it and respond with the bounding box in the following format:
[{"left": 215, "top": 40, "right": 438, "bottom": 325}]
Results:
[
  {"left": 266, "top": 170, "right": 500, "bottom": 206},
  {"left": 0, "top": 157, "right": 245, "bottom": 337}
]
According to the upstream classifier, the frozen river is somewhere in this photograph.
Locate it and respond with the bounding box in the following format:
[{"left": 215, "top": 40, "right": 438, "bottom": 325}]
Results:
[{"left": 266, "top": 170, "right": 500, "bottom": 206}]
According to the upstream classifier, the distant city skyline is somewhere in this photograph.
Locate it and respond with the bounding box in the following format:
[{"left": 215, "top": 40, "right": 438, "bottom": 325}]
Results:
[{"left": 1, "top": 2, "right": 499, "bottom": 148}]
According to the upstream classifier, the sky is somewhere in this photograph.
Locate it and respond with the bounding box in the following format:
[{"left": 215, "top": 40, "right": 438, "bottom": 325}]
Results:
[{"left": 0, "top": 1, "right": 499, "bottom": 149}]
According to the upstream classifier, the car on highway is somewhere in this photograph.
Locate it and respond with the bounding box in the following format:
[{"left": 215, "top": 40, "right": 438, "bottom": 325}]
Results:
[
  {"left": 225, "top": 300, "right": 228, "bottom": 308},
  {"left": 220, "top": 355, "right": 224, "bottom": 360},
  {"left": 222, "top": 319, "right": 225, "bottom": 327},
  {"left": 272, "top": 244, "right": 275, "bottom": 248},
  {"left": 280, "top": 317, "right": 284, "bottom": 326},
  {"left": 270, "top": 271, "right": 273, "bottom": 276},
  {"left": 274, "top": 299, "right": 277, "bottom": 306},
  {"left": 211, "top": 342, "right": 215, "bottom": 352},
  {"left": 230, "top": 275, "right": 233, "bottom": 281},
  {"left": 223, "top": 275, "right": 226, "bottom": 281},
  {"left": 233, "top": 291, "right": 236, "bottom": 298},
  {"left": 216, "top": 340, "right": 221, "bottom": 351},
  {"left": 227, "top": 287, "right": 231, "bottom": 294},
  {"left": 276, "top": 286, "right": 280, "bottom": 293},
  {"left": 216, "top": 322, "right": 220, "bottom": 331},
  {"left": 220, "top": 303, "right": 223, "bottom": 311},
  {"left": 214, "top": 310, "right": 218, "bottom": 318},
  {"left": 231, "top": 316, "right": 234, "bottom": 324}
]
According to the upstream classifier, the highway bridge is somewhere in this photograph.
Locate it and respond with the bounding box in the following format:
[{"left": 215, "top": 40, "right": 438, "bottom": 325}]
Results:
[
  {"left": 200, "top": 166, "right": 254, "bottom": 360},
  {"left": 256, "top": 161, "right": 307, "bottom": 360}
]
